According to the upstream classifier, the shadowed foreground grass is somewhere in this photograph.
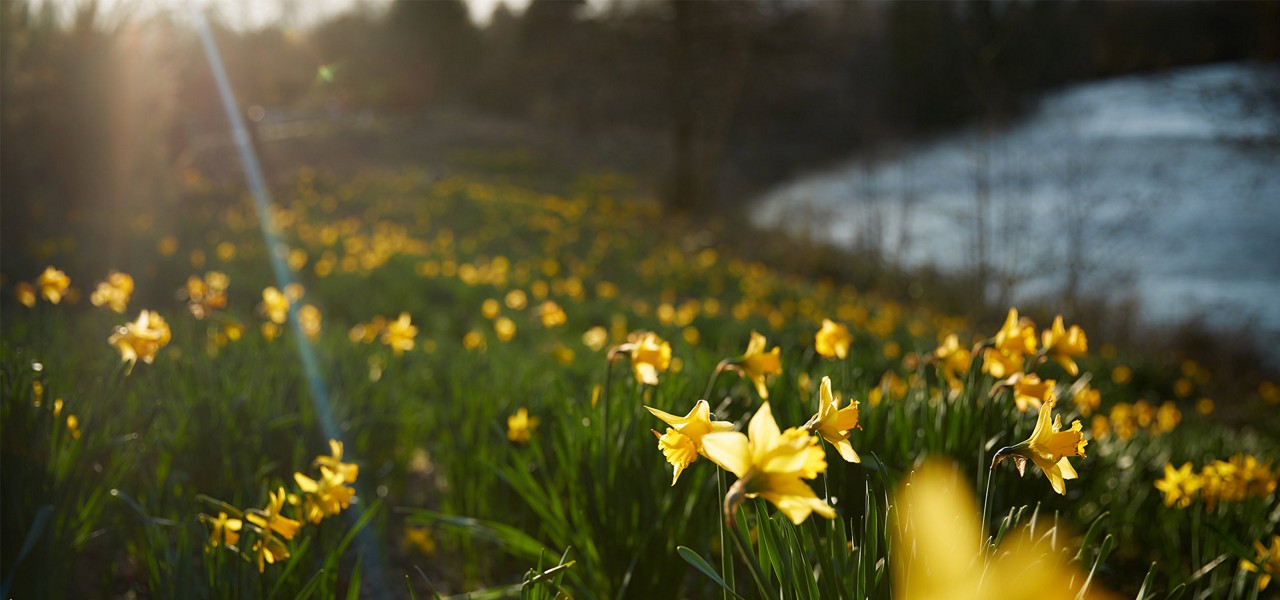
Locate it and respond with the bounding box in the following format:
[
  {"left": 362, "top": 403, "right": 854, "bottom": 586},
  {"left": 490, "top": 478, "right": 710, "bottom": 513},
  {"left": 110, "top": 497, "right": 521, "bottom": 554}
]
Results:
[{"left": 2, "top": 166, "right": 1278, "bottom": 598}]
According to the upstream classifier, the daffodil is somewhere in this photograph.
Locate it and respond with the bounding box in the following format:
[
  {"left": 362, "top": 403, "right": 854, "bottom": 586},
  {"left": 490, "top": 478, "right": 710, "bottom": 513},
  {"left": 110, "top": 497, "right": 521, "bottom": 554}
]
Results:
[
  {"left": 538, "top": 300, "right": 567, "bottom": 328},
  {"left": 732, "top": 331, "right": 782, "bottom": 399},
  {"left": 934, "top": 333, "right": 973, "bottom": 384},
  {"left": 298, "top": 304, "right": 322, "bottom": 340},
  {"left": 994, "top": 397, "right": 1088, "bottom": 495},
  {"left": 262, "top": 286, "right": 290, "bottom": 324},
  {"left": 245, "top": 487, "right": 301, "bottom": 541},
  {"left": 201, "top": 511, "right": 242, "bottom": 549},
  {"left": 894, "top": 460, "right": 1113, "bottom": 600},
  {"left": 15, "top": 282, "right": 36, "bottom": 307},
  {"left": 37, "top": 266, "right": 70, "bottom": 304},
  {"left": 804, "top": 376, "right": 861, "bottom": 463},
  {"left": 507, "top": 407, "right": 539, "bottom": 443},
  {"left": 619, "top": 331, "right": 671, "bottom": 386},
  {"left": 982, "top": 308, "right": 1036, "bottom": 379},
  {"left": 108, "top": 310, "right": 172, "bottom": 374},
  {"left": 186, "top": 271, "right": 229, "bottom": 319},
  {"left": 1154, "top": 462, "right": 1202, "bottom": 509},
  {"left": 89, "top": 271, "right": 133, "bottom": 313},
  {"left": 1010, "top": 372, "right": 1056, "bottom": 413},
  {"left": 294, "top": 467, "right": 356, "bottom": 523},
  {"left": 700, "top": 402, "right": 834, "bottom": 525},
  {"left": 1241, "top": 535, "right": 1279, "bottom": 591},
  {"left": 314, "top": 439, "right": 358, "bottom": 483},
  {"left": 815, "top": 319, "right": 853, "bottom": 359},
  {"left": 646, "top": 399, "right": 734, "bottom": 484},
  {"left": 381, "top": 312, "right": 417, "bottom": 355},
  {"left": 1041, "top": 315, "right": 1087, "bottom": 375}
]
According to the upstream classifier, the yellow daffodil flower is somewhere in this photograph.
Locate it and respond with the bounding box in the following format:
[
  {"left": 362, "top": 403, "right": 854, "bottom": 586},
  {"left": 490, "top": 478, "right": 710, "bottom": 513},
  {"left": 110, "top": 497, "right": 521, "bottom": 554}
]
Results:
[
  {"left": 298, "top": 304, "right": 322, "bottom": 340},
  {"left": 1241, "top": 535, "right": 1279, "bottom": 591},
  {"left": 1041, "top": 315, "right": 1087, "bottom": 375},
  {"left": 538, "top": 300, "right": 567, "bottom": 328},
  {"left": 89, "top": 271, "right": 134, "bottom": 313},
  {"left": 1072, "top": 384, "right": 1101, "bottom": 416},
  {"left": 894, "top": 459, "right": 1115, "bottom": 600},
  {"left": 15, "top": 281, "right": 37, "bottom": 307},
  {"left": 732, "top": 331, "right": 782, "bottom": 399},
  {"left": 314, "top": 439, "right": 359, "bottom": 483},
  {"left": 934, "top": 333, "right": 973, "bottom": 384},
  {"left": 246, "top": 487, "right": 301, "bottom": 541},
  {"left": 507, "top": 407, "right": 539, "bottom": 443},
  {"left": 1154, "top": 462, "right": 1202, "bottom": 509},
  {"left": 294, "top": 466, "right": 356, "bottom": 523},
  {"left": 108, "top": 310, "right": 172, "bottom": 374},
  {"left": 803, "top": 376, "right": 861, "bottom": 463},
  {"left": 201, "top": 511, "right": 242, "bottom": 549},
  {"left": 621, "top": 331, "right": 671, "bottom": 386},
  {"left": 262, "top": 286, "right": 290, "bottom": 324},
  {"left": 994, "top": 397, "right": 1088, "bottom": 495},
  {"left": 815, "top": 319, "right": 852, "bottom": 359},
  {"left": 982, "top": 308, "right": 1036, "bottom": 379},
  {"left": 700, "top": 402, "right": 834, "bottom": 525},
  {"left": 381, "top": 312, "right": 417, "bottom": 355},
  {"left": 1010, "top": 372, "right": 1056, "bottom": 413},
  {"left": 37, "top": 266, "right": 70, "bottom": 304},
  {"left": 186, "top": 272, "right": 229, "bottom": 319},
  {"left": 646, "top": 399, "right": 734, "bottom": 484}
]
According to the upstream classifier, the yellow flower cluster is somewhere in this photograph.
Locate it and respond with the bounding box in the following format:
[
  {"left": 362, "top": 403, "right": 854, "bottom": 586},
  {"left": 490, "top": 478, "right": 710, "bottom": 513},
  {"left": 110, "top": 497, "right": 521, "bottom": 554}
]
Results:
[
  {"left": 200, "top": 440, "right": 358, "bottom": 572},
  {"left": 1093, "top": 400, "right": 1181, "bottom": 441},
  {"left": 1155, "top": 455, "right": 1276, "bottom": 511}
]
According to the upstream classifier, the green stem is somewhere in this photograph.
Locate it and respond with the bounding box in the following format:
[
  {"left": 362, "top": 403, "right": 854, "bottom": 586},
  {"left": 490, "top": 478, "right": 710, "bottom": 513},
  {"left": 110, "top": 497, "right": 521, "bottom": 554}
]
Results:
[
  {"left": 725, "top": 492, "right": 771, "bottom": 598},
  {"left": 703, "top": 359, "right": 731, "bottom": 405}
]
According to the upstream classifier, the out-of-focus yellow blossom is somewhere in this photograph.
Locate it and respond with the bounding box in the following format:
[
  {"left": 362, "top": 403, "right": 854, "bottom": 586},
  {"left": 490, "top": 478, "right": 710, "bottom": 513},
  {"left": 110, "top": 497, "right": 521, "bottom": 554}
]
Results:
[
  {"left": 582, "top": 326, "right": 608, "bottom": 351},
  {"left": 1040, "top": 315, "right": 1087, "bottom": 375},
  {"left": 202, "top": 511, "right": 242, "bottom": 550},
  {"left": 815, "top": 319, "right": 853, "bottom": 359},
  {"left": 1073, "top": 384, "right": 1101, "bottom": 417},
  {"left": 732, "top": 331, "right": 782, "bottom": 400},
  {"left": 294, "top": 467, "right": 356, "bottom": 523},
  {"left": 382, "top": 312, "right": 417, "bottom": 355},
  {"left": 893, "top": 460, "right": 1115, "bottom": 600},
  {"left": 495, "top": 317, "right": 516, "bottom": 341},
  {"left": 37, "top": 266, "right": 70, "bottom": 304},
  {"left": 1260, "top": 381, "right": 1279, "bottom": 405},
  {"left": 934, "top": 334, "right": 972, "bottom": 384},
  {"left": 298, "top": 305, "right": 321, "bottom": 340},
  {"left": 262, "top": 322, "right": 281, "bottom": 341},
  {"left": 982, "top": 308, "right": 1036, "bottom": 378},
  {"left": 538, "top": 300, "right": 567, "bottom": 328},
  {"left": 1154, "top": 462, "right": 1202, "bottom": 509},
  {"left": 551, "top": 344, "right": 575, "bottom": 365},
  {"left": 1090, "top": 415, "right": 1110, "bottom": 440},
  {"left": 89, "top": 271, "right": 133, "bottom": 313},
  {"left": 1155, "top": 401, "right": 1181, "bottom": 434},
  {"left": 1111, "top": 365, "right": 1132, "bottom": 385},
  {"left": 287, "top": 248, "right": 308, "bottom": 271},
  {"left": 283, "top": 282, "right": 305, "bottom": 302},
  {"left": 1009, "top": 373, "right": 1055, "bottom": 413},
  {"left": 314, "top": 439, "right": 358, "bottom": 483},
  {"left": 481, "top": 298, "right": 501, "bottom": 319},
  {"left": 995, "top": 396, "right": 1087, "bottom": 495},
  {"left": 883, "top": 341, "right": 901, "bottom": 359},
  {"left": 157, "top": 235, "right": 178, "bottom": 256},
  {"left": 1241, "top": 535, "right": 1280, "bottom": 591},
  {"left": 646, "top": 399, "right": 734, "bottom": 485},
  {"left": 15, "top": 282, "right": 37, "bottom": 307},
  {"left": 216, "top": 241, "right": 236, "bottom": 261},
  {"left": 803, "top": 376, "right": 861, "bottom": 463},
  {"left": 505, "top": 289, "right": 528, "bottom": 310},
  {"left": 66, "top": 414, "right": 81, "bottom": 439},
  {"left": 108, "top": 310, "right": 172, "bottom": 374},
  {"left": 462, "top": 329, "right": 486, "bottom": 350},
  {"left": 403, "top": 526, "right": 437, "bottom": 556},
  {"left": 618, "top": 331, "right": 671, "bottom": 386},
  {"left": 52, "top": 398, "right": 62, "bottom": 417},
  {"left": 262, "top": 287, "right": 290, "bottom": 325},
  {"left": 185, "top": 272, "right": 229, "bottom": 319},
  {"left": 507, "top": 407, "right": 539, "bottom": 443},
  {"left": 190, "top": 249, "right": 205, "bottom": 269},
  {"left": 1109, "top": 403, "right": 1138, "bottom": 441},
  {"left": 701, "top": 402, "right": 834, "bottom": 525},
  {"left": 1195, "top": 397, "right": 1215, "bottom": 415}
]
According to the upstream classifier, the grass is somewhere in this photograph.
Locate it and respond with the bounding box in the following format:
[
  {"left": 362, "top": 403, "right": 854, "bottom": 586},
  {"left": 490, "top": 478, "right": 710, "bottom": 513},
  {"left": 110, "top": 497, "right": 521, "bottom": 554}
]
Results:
[{"left": 2, "top": 163, "right": 1278, "bottom": 598}]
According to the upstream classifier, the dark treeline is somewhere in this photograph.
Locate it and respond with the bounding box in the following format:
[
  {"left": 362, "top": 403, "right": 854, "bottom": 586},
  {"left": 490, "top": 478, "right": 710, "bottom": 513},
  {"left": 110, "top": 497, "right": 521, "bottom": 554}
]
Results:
[{"left": 2, "top": 0, "right": 1275, "bottom": 277}]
